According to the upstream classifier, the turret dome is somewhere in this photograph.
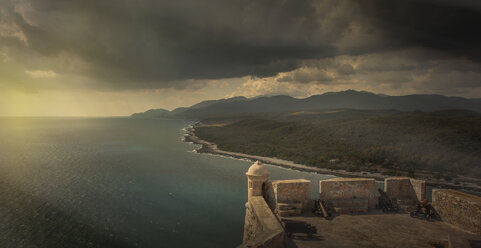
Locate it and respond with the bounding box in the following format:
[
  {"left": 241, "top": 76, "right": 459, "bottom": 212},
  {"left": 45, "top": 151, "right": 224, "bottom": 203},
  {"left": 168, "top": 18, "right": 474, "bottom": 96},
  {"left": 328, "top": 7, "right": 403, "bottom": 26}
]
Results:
[{"left": 246, "top": 161, "right": 269, "bottom": 177}]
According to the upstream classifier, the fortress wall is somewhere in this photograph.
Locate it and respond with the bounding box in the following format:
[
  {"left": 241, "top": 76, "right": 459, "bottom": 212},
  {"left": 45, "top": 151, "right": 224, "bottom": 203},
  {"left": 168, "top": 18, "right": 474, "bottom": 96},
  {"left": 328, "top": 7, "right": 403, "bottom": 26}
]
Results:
[
  {"left": 385, "top": 177, "right": 425, "bottom": 205},
  {"left": 271, "top": 179, "right": 311, "bottom": 211},
  {"left": 409, "top": 178, "right": 426, "bottom": 202},
  {"left": 242, "top": 196, "right": 286, "bottom": 248},
  {"left": 319, "top": 178, "right": 376, "bottom": 211},
  {"left": 243, "top": 201, "right": 263, "bottom": 244},
  {"left": 264, "top": 181, "right": 277, "bottom": 211},
  {"left": 432, "top": 189, "right": 481, "bottom": 235}
]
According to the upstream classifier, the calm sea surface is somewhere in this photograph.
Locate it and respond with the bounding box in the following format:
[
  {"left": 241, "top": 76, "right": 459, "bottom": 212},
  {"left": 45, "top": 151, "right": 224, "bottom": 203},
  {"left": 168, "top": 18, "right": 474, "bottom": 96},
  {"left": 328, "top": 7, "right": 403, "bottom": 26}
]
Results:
[{"left": 0, "top": 117, "right": 336, "bottom": 248}]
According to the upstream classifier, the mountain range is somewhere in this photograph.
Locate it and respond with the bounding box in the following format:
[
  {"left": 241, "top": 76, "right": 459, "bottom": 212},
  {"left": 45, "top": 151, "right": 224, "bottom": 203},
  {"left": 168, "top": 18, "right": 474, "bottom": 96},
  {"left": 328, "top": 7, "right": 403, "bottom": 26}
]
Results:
[{"left": 130, "top": 90, "right": 481, "bottom": 119}]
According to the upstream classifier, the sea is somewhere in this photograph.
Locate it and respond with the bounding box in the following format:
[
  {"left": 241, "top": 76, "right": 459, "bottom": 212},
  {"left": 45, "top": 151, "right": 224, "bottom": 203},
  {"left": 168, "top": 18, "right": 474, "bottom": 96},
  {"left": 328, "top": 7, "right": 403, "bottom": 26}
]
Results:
[{"left": 0, "top": 117, "right": 337, "bottom": 248}]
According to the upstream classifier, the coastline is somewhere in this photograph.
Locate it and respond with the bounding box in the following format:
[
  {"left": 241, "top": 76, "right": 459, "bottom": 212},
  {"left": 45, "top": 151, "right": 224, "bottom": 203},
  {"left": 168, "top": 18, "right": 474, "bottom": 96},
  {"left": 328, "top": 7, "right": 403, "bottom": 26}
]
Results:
[{"left": 183, "top": 123, "right": 481, "bottom": 193}]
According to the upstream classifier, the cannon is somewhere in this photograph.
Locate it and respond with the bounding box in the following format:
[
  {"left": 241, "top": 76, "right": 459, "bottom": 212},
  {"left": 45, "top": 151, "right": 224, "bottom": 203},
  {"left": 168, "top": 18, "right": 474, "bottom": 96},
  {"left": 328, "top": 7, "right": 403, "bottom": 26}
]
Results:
[
  {"left": 410, "top": 199, "right": 438, "bottom": 221},
  {"left": 282, "top": 219, "right": 317, "bottom": 238}
]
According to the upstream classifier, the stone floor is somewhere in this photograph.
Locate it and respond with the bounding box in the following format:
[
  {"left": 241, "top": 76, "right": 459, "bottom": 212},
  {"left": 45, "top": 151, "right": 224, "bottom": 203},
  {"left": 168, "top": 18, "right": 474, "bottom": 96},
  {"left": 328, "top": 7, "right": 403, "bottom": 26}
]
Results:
[{"left": 283, "top": 210, "right": 478, "bottom": 248}]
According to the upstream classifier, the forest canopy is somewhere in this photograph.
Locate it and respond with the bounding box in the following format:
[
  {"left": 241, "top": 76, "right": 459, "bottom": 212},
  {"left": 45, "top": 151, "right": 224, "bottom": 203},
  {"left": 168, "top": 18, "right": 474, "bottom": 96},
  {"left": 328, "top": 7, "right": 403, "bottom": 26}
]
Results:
[{"left": 195, "top": 109, "right": 481, "bottom": 178}]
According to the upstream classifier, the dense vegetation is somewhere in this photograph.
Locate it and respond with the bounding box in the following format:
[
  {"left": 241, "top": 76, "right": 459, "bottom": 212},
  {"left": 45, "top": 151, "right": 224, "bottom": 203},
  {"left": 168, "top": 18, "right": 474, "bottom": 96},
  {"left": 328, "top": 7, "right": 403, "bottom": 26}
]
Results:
[{"left": 195, "top": 109, "right": 481, "bottom": 178}]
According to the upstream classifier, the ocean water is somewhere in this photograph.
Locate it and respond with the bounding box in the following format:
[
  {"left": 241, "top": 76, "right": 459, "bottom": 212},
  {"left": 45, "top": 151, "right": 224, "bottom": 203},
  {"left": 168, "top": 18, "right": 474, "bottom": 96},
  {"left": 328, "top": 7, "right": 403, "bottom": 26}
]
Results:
[{"left": 0, "top": 117, "right": 337, "bottom": 248}]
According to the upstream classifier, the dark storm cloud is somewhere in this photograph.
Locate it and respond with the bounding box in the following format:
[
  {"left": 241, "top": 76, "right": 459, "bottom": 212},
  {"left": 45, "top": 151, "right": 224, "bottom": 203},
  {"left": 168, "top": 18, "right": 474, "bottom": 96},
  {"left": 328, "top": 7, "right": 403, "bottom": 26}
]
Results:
[
  {"left": 358, "top": 0, "right": 481, "bottom": 61},
  {"left": 1, "top": 0, "right": 481, "bottom": 90},
  {"left": 1, "top": 0, "right": 336, "bottom": 89},
  {"left": 356, "top": 63, "right": 417, "bottom": 73},
  {"left": 336, "top": 64, "right": 355, "bottom": 75}
]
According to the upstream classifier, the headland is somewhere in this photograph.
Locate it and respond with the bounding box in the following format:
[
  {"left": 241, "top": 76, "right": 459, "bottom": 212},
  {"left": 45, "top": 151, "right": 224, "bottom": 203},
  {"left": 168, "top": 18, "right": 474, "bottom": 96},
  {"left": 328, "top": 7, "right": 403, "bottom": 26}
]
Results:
[{"left": 183, "top": 123, "right": 481, "bottom": 194}]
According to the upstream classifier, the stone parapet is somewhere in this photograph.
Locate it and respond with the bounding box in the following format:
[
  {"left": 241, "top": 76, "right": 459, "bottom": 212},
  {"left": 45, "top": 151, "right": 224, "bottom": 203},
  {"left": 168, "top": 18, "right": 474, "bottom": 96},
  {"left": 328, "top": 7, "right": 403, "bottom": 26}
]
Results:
[
  {"left": 385, "top": 177, "right": 425, "bottom": 206},
  {"left": 269, "top": 179, "right": 311, "bottom": 215},
  {"left": 409, "top": 178, "right": 426, "bottom": 202},
  {"left": 241, "top": 196, "right": 286, "bottom": 248},
  {"left": 319, "top": 178, "right": 376, "bottom": 212},
  {"left": 432, "top": 189, "right": 481, "bottom": 235}
]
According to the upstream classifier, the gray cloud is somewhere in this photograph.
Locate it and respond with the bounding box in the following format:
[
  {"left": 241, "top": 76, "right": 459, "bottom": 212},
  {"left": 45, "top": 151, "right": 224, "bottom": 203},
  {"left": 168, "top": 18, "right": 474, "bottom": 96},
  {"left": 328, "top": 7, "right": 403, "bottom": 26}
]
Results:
[
  {"left": 358, "top": 0, "right": 481, "bottom": 61},
  {"left": 356, "top": 62, "right": 417, "bottom": 73},
  {"left": 336, "top": 64, "right": 355, "bottom": 75},
  {"left": 1, "top": 0, "right": 335, "bottom": 89},
  {"left": 230, "top": 48, "right": 481, "bottom": 99},
  {"left": 0, "top": 0, "right": 481, "bottom": 92}
]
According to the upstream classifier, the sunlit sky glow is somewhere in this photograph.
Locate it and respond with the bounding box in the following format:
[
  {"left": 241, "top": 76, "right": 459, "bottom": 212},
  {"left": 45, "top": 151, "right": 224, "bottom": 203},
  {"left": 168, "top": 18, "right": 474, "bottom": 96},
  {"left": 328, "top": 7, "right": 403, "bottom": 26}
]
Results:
[{"left": 1, "top": 0, "right": 481, "bottom": 116}]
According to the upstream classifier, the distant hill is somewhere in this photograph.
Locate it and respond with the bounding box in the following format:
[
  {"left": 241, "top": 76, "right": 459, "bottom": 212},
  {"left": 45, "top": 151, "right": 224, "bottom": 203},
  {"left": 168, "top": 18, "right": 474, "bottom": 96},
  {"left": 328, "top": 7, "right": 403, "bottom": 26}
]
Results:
[
  {"left": 130, "top": 108, "right": 171, "bottom": 118},
  {"left": 130, "top": 90, "right": 481, "bottom": 119}
]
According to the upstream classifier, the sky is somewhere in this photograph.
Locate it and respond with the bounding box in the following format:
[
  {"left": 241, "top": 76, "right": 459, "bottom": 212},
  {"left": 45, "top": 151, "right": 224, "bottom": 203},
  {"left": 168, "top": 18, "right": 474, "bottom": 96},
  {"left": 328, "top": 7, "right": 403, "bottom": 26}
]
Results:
[{"left": 1, "top": 0, "right": 481, "bottom": 116}]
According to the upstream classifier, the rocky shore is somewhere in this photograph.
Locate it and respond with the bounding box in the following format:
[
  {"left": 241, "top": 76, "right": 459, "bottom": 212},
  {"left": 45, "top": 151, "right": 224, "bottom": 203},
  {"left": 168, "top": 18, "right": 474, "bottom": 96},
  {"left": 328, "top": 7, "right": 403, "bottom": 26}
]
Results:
[
  {"left": 183, "top": 123, "right": 481, "bottom": 194},
  {"left": 183, "top": 124, "right": 377, "bottom": 179}
]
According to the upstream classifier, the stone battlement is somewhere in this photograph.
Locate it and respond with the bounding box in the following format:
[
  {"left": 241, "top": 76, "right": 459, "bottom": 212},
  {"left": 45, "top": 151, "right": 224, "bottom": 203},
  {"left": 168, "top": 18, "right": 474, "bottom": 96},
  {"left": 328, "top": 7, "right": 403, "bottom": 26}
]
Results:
[
  {"left": 241, "top": 196, "right": 286, "bottom": 248},
  {"left": 267, "top": 179, "right": 311, "bottom": 217},
  {"left": 320, "top": 178, "right": 376, "bottom": 212},
  {"left": 385, "top": 177, "right": 426, "bottom": 208},
  {"left": 240, "top": 161, "right": 481, "bottom": 248},
  {"left": 433, "top": 189, "right": 481, "bottom": 235}
]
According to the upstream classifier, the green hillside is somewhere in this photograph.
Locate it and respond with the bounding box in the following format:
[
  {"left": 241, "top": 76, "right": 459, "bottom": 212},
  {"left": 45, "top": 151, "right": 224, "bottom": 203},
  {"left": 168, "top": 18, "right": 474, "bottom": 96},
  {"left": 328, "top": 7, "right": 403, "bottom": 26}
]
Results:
[{"left": 195, "top": 109, "right": 481, "bottom": 178}]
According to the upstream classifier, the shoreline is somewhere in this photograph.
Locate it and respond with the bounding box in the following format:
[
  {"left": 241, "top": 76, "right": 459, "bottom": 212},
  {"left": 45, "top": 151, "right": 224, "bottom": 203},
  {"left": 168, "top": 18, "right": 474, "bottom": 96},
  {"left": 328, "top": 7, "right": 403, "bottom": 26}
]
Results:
[{"left": 183, "top": 123, "right": 481, "bottom": 194}]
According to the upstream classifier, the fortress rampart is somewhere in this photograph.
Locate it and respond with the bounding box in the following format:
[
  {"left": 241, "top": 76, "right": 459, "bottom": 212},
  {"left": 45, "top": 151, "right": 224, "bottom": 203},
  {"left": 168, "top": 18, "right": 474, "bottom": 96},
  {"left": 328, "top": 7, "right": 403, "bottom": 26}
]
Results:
[
  {"left": 385, "top": 177, "right": 426, "bottom": 206},
  {"left": 319, "top": 178, "right": 376, "bottom": 212},
  {"left": 266, "top": 179, "right": 311, "bottom": 217},
  {"left": 240, "top": 161, "right": 481, "bottom": 248},
  {"left": 433, "top": 189, "right": 481, "bottom": 234},
  {"left": 240, "top": 196, "right": 286, "bottom": 248}
]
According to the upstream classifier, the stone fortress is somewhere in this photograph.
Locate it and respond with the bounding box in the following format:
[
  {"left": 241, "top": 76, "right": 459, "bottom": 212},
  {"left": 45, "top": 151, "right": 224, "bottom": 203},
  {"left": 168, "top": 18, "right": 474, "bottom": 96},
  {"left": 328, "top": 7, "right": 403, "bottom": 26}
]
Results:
[{"left": 239, "top": 161, "right": 481, "bottom": 248}]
